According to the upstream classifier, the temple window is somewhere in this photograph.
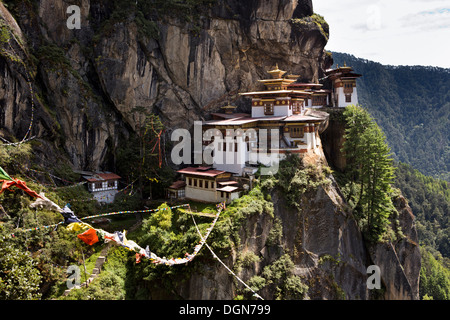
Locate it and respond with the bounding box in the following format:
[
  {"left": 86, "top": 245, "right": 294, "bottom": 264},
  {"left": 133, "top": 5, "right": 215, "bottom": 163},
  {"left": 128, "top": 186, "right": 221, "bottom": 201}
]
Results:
[
  {"left": 290, "top": 127, "right": 304, "bottom": 138},
  {"left": 292, "top": 102, "right": 302, "bottom": 114},
  {"left": 344, "top": 83, "right": 354, "bottom": 94},
  {"left": 264, "top": 103, "right": 274, "bottom": 115},
  {"left": 312, "top": 95, "right": 326, "bottom": 106}
]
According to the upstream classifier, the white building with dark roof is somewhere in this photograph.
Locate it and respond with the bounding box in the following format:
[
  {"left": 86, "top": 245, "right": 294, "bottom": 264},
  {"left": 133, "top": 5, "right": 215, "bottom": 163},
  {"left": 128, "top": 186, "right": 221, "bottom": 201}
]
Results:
[
  {"left": 177, "top": 167, "right": 240, "bottom": 204},
  {"left": 170, "top": 64, "right": 361, "bottom": 203},
  {"left": 82, "top": 172, "right": 121, "bottom": 203}
]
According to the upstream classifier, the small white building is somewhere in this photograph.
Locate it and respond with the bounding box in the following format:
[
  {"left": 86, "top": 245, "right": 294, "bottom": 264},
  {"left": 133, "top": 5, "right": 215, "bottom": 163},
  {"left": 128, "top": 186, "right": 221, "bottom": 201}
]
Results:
[
  {"left": 177, "top": 167, "right": 240, "bottom": 204},
  {"left": 83, "top": 172, "right": 121, "bottom": 204},
  {"left": 325, "top": 64, "right": 362, "bottom": 108}
]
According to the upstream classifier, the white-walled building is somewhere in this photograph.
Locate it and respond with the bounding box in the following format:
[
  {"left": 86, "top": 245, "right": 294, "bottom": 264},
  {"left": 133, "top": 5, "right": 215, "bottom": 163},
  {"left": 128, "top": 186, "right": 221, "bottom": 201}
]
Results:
[
  {"left": 171, "top": 64, "right": 362, "bottom": 203},
  {"left": 177, "top": 167, "right": 240, "bottom": 204},
  {"left": 325, "top": 64, "right": 362, "bottom": 108},
  {"left": 200, "top": 65, "right": 329, "bottom": 176},
  {"left": 83, "top": 172, "right": 121, "bottom": 203}
]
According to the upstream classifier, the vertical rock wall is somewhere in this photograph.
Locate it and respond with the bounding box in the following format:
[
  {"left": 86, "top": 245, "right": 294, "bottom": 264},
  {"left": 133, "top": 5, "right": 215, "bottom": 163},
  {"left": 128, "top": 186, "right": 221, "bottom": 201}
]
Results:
[{"left": 1, "top": 0, "right": 328, "bottom": 170}]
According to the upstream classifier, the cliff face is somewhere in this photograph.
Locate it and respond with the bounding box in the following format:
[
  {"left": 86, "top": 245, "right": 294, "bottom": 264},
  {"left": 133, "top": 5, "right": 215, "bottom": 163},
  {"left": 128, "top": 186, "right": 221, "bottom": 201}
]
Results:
[
  {"left": 319, "top": 110, "right": 421, "bottom": 300},
  {"left": 164, "top": 172, "right": 420, "bottom": 300},
  {"left": 369, "top": 195, "right": 421, "bottom": 300},
  {"left": 0, "top": 1, "right": 420, "bottom": 300},
  {"left": 0, "top": 0, "right": 329, "bottom": 171}
]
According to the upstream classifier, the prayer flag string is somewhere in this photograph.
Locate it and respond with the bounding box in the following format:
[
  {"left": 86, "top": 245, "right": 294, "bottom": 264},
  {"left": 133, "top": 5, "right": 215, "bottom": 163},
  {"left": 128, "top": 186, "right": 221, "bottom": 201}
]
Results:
[
  {"left": 8, "top": 202, "right": 192, "bottom": 237},
  {"left": 62, "top": 203, "right": 224, "bottom": 266},
  {"left": 191, "top": 212, "right": 264, "bottom": 300}
]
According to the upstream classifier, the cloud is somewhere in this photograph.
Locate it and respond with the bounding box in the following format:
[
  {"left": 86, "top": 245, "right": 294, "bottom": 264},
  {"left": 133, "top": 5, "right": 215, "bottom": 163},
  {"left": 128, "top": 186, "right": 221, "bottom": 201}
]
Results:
[
  {"left": 400, "top": 7, "right": 450, "bottom": 31},
  {"left": 313, "top": 0, "right": 450, "bottom": 67}
]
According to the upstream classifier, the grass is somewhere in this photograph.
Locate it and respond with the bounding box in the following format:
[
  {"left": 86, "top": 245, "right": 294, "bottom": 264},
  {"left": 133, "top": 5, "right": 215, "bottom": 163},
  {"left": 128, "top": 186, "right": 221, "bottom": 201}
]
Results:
[{"left": 78, "top": 247, "right": 104, "bottom": 280}]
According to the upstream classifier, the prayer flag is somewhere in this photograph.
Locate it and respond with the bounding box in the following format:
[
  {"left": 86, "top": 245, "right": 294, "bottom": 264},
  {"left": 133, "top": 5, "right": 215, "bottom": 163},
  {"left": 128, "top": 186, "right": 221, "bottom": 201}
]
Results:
[
  {"left": 0, "top": 166, "right": 13, "bottom": 181},
  {"left": 77, "top": 228, "right": 99, "bottom": 245},
  {"left": 0, "top": 179, "right": 42, "bottom": 198}
]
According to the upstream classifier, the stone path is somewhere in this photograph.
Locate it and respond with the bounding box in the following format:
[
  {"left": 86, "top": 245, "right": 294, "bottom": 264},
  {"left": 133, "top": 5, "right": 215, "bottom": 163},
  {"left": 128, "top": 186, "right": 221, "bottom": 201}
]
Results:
[
  {"left": 62, "top": 244, "right": 110, "bottom": 296},
  {"left": 63, "top": 217, "right": 142, "bottom": 296}
]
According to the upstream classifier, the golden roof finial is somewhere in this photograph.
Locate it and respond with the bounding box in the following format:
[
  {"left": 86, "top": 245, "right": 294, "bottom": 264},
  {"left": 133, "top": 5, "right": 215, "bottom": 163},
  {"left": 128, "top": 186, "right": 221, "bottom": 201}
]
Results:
[
  {"left": 268, "top": 63, "right": 286, "bottom": 79},
  {"left": 221, "top": 103, "right": 236, "bottom": 114}
]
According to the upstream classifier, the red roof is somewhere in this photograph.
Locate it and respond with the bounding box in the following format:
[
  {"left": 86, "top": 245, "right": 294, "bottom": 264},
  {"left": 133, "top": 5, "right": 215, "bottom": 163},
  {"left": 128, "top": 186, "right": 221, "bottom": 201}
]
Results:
[
  {"left": 83, "top": 172, "right": 121, "bottom": 182},
  {"left": 97, "top": 173, "right": 121, "bottom": 180},
  {"left": 168, "top": 180, "right": 186, "bottom": 189},
  {"left": 177, "top": 167, "right": 226, "bottom": 177}
]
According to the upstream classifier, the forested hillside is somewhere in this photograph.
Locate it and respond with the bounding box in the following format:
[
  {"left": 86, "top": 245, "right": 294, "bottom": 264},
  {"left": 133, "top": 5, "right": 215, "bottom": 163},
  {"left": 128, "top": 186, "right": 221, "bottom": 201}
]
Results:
[
  {"left": 332, "top": 52, "right": 450, "bottom": 182},
  {"left": 393, "top": 162, "right": 450, "bottom": 299},
  {"left": 394, "top": 163, "right": 449, "bottom": 260},
  {"left": 330, "top": 53, "right": 450, "bottom": 299}
]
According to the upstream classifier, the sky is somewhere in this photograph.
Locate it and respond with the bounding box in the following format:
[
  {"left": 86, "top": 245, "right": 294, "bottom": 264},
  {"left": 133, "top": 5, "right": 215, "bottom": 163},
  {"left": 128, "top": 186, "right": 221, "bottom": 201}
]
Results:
[{"left": 313, "top": 0, "right": 450, "bottom": 68}]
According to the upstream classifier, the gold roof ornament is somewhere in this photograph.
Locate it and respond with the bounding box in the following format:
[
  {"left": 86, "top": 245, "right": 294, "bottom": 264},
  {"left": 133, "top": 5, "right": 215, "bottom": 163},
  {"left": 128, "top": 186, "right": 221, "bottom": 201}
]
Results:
[
  {"left": 221, "top": 104, "right": 237, "bottom": 114},
  {"left": 267, "top": 63, "right": 287, "bottom": 79}
]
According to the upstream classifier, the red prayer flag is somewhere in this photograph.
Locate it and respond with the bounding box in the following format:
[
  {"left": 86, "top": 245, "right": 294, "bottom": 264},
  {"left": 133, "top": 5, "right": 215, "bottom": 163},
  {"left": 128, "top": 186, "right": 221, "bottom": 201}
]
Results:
[
  {"left": 0, "top": 179, "right": 42, "bottom": 199},
  {"left": 77, "top": 228, "right": 99, "bottom": 245}
]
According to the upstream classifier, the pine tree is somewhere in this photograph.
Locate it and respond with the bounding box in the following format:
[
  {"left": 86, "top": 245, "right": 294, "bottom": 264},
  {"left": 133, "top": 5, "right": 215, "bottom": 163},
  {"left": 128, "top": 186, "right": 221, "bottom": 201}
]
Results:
[{"left": 342, "top": 105, "right": 396, "bottom": 242}]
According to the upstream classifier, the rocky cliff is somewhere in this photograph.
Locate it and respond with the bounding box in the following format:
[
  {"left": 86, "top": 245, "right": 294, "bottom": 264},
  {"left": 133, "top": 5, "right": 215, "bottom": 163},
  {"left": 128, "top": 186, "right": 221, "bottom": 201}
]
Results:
[
  {"left": 0, "top": 0, "right": 330, "bottom": 171},
  {"left": 0, "top": 0, "right": 420, "bottom": 300},
  {"left": 167, "top": 155, "right": 420, "bottom": 300}
]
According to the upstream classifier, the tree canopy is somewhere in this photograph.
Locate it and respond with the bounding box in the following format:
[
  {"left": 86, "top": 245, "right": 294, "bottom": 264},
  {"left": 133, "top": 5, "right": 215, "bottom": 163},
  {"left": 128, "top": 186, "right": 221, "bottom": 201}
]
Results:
[{"left": 340, "top": 105, "right": 396, "bottom": 242}]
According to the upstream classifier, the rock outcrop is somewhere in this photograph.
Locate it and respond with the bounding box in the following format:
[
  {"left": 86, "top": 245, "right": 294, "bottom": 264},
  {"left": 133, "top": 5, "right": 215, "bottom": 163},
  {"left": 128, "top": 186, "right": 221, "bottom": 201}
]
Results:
[
  {"left": 368, "top": 195, "right": 421, "bottom": 300},
  {"left": 165, "top": 175, "right": 420, "bottom": 300},
  {"left": 0, "top": 0, "right": 421, "bottom": 300},
  {"left": 1, "top": 0, "right": 329, "bottom": 170}
]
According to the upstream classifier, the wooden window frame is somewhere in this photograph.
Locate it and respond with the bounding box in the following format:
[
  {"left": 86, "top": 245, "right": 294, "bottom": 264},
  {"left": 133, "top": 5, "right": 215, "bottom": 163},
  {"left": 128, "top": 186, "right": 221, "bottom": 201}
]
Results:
[
  {"left": 290, "top": 127, "right": 304, "bottom": 138},
  {"left": 264, "top": 102, "right": 274, "bottom": 115},
  {"left": 292, "top": 101, "right": 302, "bottom": 114}
]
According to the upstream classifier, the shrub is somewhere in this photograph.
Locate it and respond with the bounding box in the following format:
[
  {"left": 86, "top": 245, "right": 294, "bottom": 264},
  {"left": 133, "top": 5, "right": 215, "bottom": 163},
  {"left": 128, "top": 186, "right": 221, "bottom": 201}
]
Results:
[{"left": 248, "top": 254, "right": 308, "bottom": 300}]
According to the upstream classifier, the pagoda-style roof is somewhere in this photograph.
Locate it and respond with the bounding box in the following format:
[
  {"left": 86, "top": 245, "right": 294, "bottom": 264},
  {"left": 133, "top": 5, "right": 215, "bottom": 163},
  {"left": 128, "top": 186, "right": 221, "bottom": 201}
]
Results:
[
  {"left": 267, "top": 64, "right": 287, "bottom": 79},
  {"left": 239, "top": 89, "right": 312, "bottom": 96},
  {"left": 210, "top": 112, "right": 250, "bottom": 120},
  {"left": 221, "top": 104, "right": 237, "bottom": 114},
  {"left": 168, "top": 180, "right": 186, "bottom": 190},
  {"left": 283, "top": 114, "right": 327, "bottom": 122},
  {"left": 203, "top": 118, "right": 259, "bottom": 126},
  {"left": 325, "top": 63, "right": 362, "bottom": 80}
]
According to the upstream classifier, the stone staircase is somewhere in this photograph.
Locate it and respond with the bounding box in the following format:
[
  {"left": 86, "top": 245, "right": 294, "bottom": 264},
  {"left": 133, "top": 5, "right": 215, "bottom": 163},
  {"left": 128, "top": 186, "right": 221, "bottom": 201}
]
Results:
[
  {"left": 63, "top": 244, "right": 110, "bottom": 296},
  {"left": 63, "top": 218, "right": 143, "bottom": 296}
]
